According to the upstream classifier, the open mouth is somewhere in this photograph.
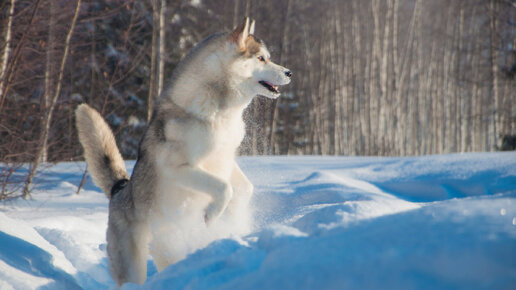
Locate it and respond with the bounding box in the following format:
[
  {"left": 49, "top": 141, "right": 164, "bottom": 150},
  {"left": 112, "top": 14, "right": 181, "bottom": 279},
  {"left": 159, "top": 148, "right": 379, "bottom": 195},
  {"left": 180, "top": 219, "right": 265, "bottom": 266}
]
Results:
[{"left": 259, "top": 80, "right": 279, "bottom": 94}]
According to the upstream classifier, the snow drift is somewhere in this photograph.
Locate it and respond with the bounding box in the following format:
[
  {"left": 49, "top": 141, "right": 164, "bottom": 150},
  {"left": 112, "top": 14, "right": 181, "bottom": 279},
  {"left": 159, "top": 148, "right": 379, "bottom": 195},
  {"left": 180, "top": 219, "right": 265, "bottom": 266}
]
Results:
[{"left": 1, "top": 152, "right": 515, "bottom": 289}]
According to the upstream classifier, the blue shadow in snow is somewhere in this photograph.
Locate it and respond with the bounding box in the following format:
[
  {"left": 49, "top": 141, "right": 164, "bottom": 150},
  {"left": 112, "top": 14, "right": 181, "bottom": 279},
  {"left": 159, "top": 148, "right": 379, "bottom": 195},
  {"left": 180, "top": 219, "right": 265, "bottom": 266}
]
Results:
[
  {"left": 0, "top": 231, "right": 82, "bottom": 290},
  {"left": 375, "top": 171, "right": 516, "bottom": 203}
]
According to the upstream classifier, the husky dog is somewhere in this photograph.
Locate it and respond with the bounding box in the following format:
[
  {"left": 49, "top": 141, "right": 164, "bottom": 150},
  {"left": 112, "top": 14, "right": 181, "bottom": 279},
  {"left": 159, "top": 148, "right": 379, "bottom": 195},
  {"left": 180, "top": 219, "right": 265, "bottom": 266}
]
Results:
[{"left": 75, "top": 18, "right": 291, "bottom": 286}]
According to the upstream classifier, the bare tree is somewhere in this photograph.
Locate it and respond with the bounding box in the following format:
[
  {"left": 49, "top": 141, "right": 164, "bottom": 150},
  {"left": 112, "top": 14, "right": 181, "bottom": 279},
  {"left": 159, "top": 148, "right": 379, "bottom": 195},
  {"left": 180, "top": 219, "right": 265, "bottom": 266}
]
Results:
[
  {"left": 157, "top": 0, "right": 166, "bottom": 98},
  {"left": 0, "top": 0, "right": 15, "bottom": 104},
  {"left": 23, "top": 0, "right": 82, "bottom": 198},
  {"left": 41, "top": 0, "right": 57, "bottom": 163}
]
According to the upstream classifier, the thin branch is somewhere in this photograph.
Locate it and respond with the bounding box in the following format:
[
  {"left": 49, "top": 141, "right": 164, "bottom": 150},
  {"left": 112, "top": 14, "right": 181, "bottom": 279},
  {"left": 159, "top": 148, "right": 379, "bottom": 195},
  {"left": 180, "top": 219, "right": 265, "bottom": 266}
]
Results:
[{"left": 23, "top": 0, "right": 83, "bottom": 198}]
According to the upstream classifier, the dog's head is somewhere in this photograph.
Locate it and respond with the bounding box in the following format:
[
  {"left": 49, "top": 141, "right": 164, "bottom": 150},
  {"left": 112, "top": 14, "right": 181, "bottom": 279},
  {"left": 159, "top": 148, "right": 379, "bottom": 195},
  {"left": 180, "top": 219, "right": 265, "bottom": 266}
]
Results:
[{"left": 227, "top": 18, "right": 291, "bottom": 99}]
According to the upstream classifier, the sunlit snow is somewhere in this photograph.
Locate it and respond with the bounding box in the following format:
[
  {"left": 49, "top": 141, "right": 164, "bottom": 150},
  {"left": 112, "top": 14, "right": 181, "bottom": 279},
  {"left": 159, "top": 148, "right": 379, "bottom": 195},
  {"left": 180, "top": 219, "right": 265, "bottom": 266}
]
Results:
[{"left": 1, "top": 152, "right": 515, "bottom": 289}]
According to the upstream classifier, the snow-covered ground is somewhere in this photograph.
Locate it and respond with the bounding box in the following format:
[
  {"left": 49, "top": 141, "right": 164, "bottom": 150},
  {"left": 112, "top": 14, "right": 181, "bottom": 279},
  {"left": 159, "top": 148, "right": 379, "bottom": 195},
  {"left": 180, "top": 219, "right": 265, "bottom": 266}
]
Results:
[{"left": 1, "top": 152, "right": 515, "bottom": 289}]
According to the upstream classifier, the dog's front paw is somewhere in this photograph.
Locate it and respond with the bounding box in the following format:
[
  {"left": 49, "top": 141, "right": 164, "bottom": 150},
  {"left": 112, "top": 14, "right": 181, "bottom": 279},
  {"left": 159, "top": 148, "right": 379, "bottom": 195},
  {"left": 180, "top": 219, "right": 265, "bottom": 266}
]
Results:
[
  {"left": 204, "top": 204, "right": 218, "bottom": 226},
  {"left": 204, "top": 202, "right": 227, "bottom": 226},
  {"left": 204, "top": 185, "right": 233, "bottom": 226}
]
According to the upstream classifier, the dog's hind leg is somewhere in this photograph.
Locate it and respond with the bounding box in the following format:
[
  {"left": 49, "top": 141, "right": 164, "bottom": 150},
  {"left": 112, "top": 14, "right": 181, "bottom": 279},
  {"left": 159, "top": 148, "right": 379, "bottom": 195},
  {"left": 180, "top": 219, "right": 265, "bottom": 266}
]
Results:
[
  {"left": 149, "top": 240, "right": 169, "bottom": 272},
  {"left": 107, "top": 213, "right": 150, "bottom": 286},
  {"left": 149, "top": 232, "right": 181, "bottom": 272},
  {"left": 147, "top": 211, "right": 180, "bottom": 271}
]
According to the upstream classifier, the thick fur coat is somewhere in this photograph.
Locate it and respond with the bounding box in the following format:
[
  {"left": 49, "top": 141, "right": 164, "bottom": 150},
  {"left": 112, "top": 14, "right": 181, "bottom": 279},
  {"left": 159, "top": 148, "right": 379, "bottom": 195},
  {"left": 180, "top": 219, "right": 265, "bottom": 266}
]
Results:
[{"left": 75, "top": 18, "right": 291, "bottom": 286}]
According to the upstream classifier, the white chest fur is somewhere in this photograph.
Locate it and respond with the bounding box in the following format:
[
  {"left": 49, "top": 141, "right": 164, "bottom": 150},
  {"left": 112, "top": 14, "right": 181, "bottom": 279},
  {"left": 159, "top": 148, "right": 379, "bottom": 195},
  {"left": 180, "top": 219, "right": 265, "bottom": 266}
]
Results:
[
  {"left": 161, "top": 107, "right": 246, "bottom": 179},
  {"left": 197, "top": 109, "right": 245, "bottom": 178}
]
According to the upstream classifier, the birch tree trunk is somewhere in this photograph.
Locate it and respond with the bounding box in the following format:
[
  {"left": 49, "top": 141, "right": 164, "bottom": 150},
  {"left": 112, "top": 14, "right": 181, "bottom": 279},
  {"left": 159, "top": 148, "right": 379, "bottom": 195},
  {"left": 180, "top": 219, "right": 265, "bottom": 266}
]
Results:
[
  {"left": 390, "top": 0, "right": 399, "bottom": 153},
  {"left": 157, "top": 0, "right": 166, "bottom": 97},
  {"left": 458, "top": 3, "right": 467, "bottom": 152},
  {"left": 395, "top": 0, "right": 420, "bottom": 155},
  {"left": 328, "top": 7, "right": 338, "bottom": 155},
  {"left": 0, "top": 0, "right": 15, "bottom": 107},
  {"left": 302, "top": 21, "right": 317, "bottom": 154},
  {"left": 352, "top": 0, "right": 365, "bottom": 155},
  {"left": 269, "top": 0, "right": 292, "bottom": 154},
  {"left": 489, "top": 0, "right": 500, "bottom": 148},
  {"left": 148, "top": 0, "right": 159, "bottom": 122},
  {"left": 425, "top": 36, "right": 438, "bottom": 154},
  {"left": 41, "top": 0, "right": 57, "bottom": 163},
  {"left": 512, "top": 29, "right": 516, "bottom": 135},
  {"left": 370, "top": 0, "right": 381, "bottom": 154},
  {"left": 334, "top": 4, "right": 346, "bottom": 155},
  {"left": 24, "top": 0, "right": 82, "bottom": 198},
  {"left": 415, "top": 1, "right": 425, "bottom": 155},
  {"left": 380, "top": 0, "right": 392, "bottom": 155},
  {"left": 471, "top": 36, "right": 480, "bottom": 151},
  {"left": 342, "top": 2, "right": 354, "bottom": 155},
  {"left": 407, "top": 0, "right": 421, "bottom": 155}
]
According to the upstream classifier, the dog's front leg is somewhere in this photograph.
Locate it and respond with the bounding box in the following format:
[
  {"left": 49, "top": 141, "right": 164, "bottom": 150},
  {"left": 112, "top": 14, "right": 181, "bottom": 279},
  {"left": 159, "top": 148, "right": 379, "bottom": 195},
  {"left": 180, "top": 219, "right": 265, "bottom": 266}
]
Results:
[
  {"left": 226, "top": 162, "right": 253, "bottom": 215},
  {"left": 174, "top": 165, "right": 233, "bottom": 225}
]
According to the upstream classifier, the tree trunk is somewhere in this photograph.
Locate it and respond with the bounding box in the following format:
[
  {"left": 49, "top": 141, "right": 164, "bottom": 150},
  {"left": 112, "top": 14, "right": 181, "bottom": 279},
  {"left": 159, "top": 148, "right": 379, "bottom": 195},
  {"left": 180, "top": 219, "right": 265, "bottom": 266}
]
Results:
[
  {"left": 148, "top": 0, "right": 159, "bottom": 123},
  {"left": 352, "top": 0, "right": 365, "bottom": 155},
  {"left": 301, "top": 21, "right": 316, "bottom": 154},
  {"left": 0, "top": 0, "right": 43, "bottom": 112},
  {"left": 0, "top": 0, "right": 15, "bottom": 108},
  {"left": 380, "top": 0, "right": 392, "bottom": 155},
  {"left": 333, "top": 4, "right": 345, "bottom": 155},
  {"left": 369, "top": 0, "right": 381, "bottom": 155},
  {"left": 269, "top": 0, "right": 292, "bottom": 154},
  {"left": 489, "top": 0, "right": 500, "bottom": 148},
  {"left": 395, "top": 0, "right": 420, "bottom": 155},
  {"left": 390, "top": 0, "right": 399, "bottom": 153},
  {"left": 157, "top": 0, "right": 166, "bottom": 97},
  {"left": 41, "top": 0, "right": 57, "bottom": 163},
  {"left": 24, "top": 0, "right": 82, "bottom": 198}
]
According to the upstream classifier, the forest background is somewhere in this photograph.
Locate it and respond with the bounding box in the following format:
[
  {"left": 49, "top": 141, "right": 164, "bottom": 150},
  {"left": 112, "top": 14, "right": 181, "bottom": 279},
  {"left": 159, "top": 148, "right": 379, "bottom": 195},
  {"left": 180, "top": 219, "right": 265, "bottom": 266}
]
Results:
[{"left": 1, "top": 0, "right": 515, "bottom": 196}]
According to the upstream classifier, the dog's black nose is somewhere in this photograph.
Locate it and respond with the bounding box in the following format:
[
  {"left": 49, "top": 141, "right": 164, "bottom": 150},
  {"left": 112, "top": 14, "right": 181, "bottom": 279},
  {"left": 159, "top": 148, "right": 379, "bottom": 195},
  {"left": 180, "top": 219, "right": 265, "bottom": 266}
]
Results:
[{"left": 285, "top": 70, "right": 292, "bottom": 78}]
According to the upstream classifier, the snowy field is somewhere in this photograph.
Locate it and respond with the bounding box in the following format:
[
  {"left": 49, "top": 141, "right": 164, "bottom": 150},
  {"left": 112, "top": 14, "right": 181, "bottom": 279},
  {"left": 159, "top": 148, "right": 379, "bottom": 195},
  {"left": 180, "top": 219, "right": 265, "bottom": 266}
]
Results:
[{"left": 1, "top": 152, "right": 515, "bottom": 289}]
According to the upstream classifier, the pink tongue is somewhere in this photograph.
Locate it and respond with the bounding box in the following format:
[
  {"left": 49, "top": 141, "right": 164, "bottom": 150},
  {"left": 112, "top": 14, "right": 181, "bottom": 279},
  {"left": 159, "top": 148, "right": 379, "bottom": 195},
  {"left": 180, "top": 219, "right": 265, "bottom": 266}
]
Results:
[{"left": 265, "top": 81, "right": 274, "bottom": 87}]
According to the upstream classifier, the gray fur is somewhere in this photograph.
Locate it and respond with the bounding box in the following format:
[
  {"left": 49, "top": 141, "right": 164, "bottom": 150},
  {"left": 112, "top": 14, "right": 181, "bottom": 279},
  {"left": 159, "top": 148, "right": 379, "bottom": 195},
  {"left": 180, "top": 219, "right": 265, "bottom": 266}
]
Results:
[{"left": 75, "top": 17, "right": 291, "bottom": 286}]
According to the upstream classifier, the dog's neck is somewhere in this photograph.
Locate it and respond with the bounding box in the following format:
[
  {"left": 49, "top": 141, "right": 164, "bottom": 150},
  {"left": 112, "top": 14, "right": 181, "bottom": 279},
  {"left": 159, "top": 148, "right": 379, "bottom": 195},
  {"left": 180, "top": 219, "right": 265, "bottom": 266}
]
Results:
[{"left": 167, "top": 79, "right": 251, "bottom": 123}]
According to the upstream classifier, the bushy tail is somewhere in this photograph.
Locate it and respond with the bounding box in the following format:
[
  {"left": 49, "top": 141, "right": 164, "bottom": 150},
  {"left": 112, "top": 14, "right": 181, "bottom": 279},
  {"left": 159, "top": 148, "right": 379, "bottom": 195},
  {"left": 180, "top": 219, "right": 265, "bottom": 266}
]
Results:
[{"left": 75, "top": 104, "right": 129, "bottom": 198}]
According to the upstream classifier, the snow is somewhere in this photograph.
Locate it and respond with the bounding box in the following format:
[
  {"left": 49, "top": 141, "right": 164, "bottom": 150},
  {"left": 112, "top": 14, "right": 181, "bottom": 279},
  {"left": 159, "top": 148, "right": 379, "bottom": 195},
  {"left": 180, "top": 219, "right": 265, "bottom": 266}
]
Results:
[{"left": 1, "top": 152, "right": 515, "bottom": 289}]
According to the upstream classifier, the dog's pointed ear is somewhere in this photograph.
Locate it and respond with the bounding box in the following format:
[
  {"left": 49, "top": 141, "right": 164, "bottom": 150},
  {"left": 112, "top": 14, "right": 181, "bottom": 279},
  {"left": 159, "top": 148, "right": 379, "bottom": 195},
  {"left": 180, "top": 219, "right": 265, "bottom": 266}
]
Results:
[
  {"left": 249, "top": 19, "right": 255, "bottom": 35},
  {"left": 230, "top": 17, "right": 250, "bottom": 51}
]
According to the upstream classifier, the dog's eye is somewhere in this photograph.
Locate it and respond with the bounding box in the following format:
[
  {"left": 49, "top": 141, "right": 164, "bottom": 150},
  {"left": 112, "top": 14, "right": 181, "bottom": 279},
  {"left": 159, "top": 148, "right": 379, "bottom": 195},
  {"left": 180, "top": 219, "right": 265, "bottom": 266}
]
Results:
[{"left": 258, "top": 56, "right": 265, "bottom": 62}]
